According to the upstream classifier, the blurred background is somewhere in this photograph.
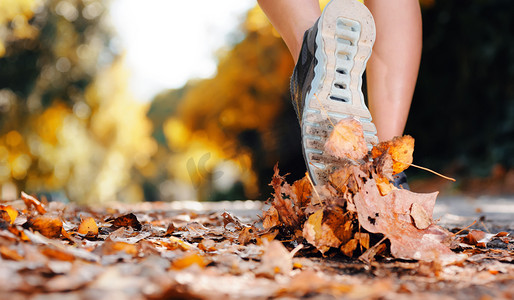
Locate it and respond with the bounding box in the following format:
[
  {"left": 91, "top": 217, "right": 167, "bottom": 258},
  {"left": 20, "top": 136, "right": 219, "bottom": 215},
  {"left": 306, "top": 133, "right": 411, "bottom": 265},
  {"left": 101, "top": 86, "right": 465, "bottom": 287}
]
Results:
[{"left": 0, "top": 0, "right": 513, "bottom": 204}]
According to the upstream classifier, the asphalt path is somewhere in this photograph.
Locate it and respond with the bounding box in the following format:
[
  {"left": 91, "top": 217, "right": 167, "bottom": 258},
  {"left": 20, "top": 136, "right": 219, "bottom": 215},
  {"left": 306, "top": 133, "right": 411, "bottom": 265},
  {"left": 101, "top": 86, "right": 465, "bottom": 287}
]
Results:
[{"left": 164, "top": 195, "right": 514, "bottom": 230}]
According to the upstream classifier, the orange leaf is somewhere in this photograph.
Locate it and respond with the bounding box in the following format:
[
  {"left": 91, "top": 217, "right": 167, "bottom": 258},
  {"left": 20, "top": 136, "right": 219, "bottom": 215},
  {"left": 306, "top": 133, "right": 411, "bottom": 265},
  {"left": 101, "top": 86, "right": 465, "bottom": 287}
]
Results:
[
  {"left": 0, "top": 246, "right": 23, "bottom": 261},
  {"left": 21, "top": 191, "right": 47, "bottom": 214},
  {"left": 168, "top": 236, "right": 194, "bottom": 251},
  {"left": 78, "top": 217, "right": 98, "bottom": 236},
  {"left": 171, "top": 253, "right": 207, "bottom": 270},
  {"left": 41, "top": 247, "right": 75, "bottom": 261},
  {"left": 0, "top": 205, "right": 18, "bottom": 224},
  {"left": 372, "top": 136, "right": 414, "bottom": 174},
  {"left": 101, "top": 240, "right": 138, "bottom": 256},
  {"left": 25, "top": 215, "right": 62, "bottom": 238}
]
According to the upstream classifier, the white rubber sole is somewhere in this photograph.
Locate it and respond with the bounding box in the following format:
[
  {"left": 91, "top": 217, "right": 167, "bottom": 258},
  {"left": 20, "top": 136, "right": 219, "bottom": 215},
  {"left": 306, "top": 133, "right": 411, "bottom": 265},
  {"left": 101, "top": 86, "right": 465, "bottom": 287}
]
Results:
[{"left": 302, "top": 0, "right": 378, "bottom": 185}]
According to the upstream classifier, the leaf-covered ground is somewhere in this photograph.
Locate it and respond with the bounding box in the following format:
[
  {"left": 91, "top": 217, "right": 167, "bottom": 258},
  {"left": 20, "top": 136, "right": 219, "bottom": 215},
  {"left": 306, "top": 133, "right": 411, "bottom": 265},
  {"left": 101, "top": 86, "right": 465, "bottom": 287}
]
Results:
[
  {"left": 2, "top": 119, "right": 513, "bottom": 299},
  {"left": 0, "top": 195, "right": 513, "bottom": 300}
]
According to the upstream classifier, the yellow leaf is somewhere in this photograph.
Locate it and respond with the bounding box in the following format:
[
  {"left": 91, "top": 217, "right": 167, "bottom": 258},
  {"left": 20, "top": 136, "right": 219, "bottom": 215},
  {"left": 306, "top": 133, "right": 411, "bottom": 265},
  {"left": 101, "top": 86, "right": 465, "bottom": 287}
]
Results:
[
  {"left": 0, "top": 205, "right": 18, "bottom": 224},
  {"left": 172, "top": 253, "right": 207, "bottom": 270},
  {"left": 78, "top": 217, "right": 98, "bottom": 236}
]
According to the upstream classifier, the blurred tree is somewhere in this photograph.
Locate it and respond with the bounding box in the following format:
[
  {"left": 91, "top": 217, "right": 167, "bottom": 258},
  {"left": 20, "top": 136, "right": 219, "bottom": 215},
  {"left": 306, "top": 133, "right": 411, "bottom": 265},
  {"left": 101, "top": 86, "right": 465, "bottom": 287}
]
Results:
[
  {"left": 150, "top": 0, "right": 514, "bottom": 200},
  {"left": 147, "top": 6, "right": 305, "bottom": 201},
  {"left": 0, "top": 0, "right": 155, "bottom": 203}
]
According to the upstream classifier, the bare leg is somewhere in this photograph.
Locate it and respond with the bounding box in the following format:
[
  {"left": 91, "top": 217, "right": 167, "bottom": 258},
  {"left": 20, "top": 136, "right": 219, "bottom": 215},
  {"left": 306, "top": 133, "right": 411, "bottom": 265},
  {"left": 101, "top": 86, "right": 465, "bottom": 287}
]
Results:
[
  {"left": 365, "top": 0, "right": 422, "bottom": 142},
  {"left": 257, "top": 0, "right": 321, "bottom": 63},
  {"left": 258, "top": 0, "right": 422, "bottom": 142}
]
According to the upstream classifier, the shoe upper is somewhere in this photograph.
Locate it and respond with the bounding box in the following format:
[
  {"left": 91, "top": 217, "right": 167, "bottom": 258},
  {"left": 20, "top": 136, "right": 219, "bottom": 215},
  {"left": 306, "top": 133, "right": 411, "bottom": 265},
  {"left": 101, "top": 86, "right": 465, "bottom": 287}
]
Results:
[{"left": 290, "top": 19, "right": 320, "bottom": 123}]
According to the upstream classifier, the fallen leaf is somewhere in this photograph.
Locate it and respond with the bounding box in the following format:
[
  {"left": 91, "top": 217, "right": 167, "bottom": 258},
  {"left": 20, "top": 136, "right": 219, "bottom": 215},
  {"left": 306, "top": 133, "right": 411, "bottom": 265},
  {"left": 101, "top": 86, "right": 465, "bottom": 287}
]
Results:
[
  {"left": 168, "top": 236, "right": 195, "bottom": 251},
  {"left": 262, "top": 206, "right": 280, "bottom": 229},
  {"left": 0, "top": 245, "right": 24, "bottom": 261},
  {"left": 21, "top": 191, "right": 47, "bottom": 214},
  {"left": 255, "top": 240, "right": 294, "bottom": 277},
  {"left": 375, "top": 175, "right": 395, "bottom": 196},
  {"left": 269, "top": 165, "right": 301, "bottom": 228},
  {"left": 0, "top": 205, "right": 18, "bottom": 224},
  {"left": 341, "top": 239, "right": 358, "bottom": 257},
  {"left": 277, "top": 270, "right": 352, "bottom": 298},
  {"left": 171, "top": 252, "right": 208, "bottom": 270},
  {"left": 353, "top": 180, "right": 461, "bottom": 262},
  {"left": 303, "top": 206, "right": 353, "bottom": 254},
  {"left": 100, "top": 239, "right": 138, "bottom": 256},
  {"left": 111, "top": 213, "right": 142, "bottom": 230},
  {"left": 238, "top": 226, "right": 258, "bottom": 245},
  {"left": 0, "top": 210, "right": 11, "bottom": 225},
  {"left": 461, "top": 230, "right": 496, "bottom": 247},
  {"left": 78, "top": 217, "right": 99, "bottom": 237},
  {"left": 165, "top": 223, "right": 175, "bottom": 236},
  {"left": 291, "top": 176, "right": 312, "bottom": 208},
  {"left": 354, "top": 232, "right": 370, "bottom": 249},
  {"left": 41, "top": 246, "right": 75, "bottom": 261},
  {"left": 410, "top": 202, "right": 432, "bottom": 230},
  {"left": 25, "top": 214, "right": 63, "bottom": 238}
]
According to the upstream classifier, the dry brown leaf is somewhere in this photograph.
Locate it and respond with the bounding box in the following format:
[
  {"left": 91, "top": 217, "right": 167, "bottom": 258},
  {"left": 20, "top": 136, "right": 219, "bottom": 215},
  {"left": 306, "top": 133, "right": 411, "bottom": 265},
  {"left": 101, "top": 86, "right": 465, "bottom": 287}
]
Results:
[
  {"left": 359, "top": 241, "right": 387, "bottom": 263},
  {"left": 461, "top": 230, "right": 496, "bottom": 247},
  {"left": 303, "top": 206, "right": 353, "bottom": 254},
  {"left": 354, "top": 232, "right": 370, "bottom": 249},
  {"left": 78, "top": 217, "right": 99, "bottom": 237},
  {"left": 21, "top": 191, "right": 47, "bottom": 214},
  {"left": 269, "top": 165, "right": 300, "bottom": 228},
  {"left": 256, "top": 240, "right": 294, "bottom": 277},
  {"left": 259, "top": 228, "right": 279, "bottom": 243},
  {"left": 277, "top": 270, "right": 352, "bottom": 298},
  {"left": 238, "top": 226, "right": 258, "bottom": 245},
  {"left": 328, "top": 168, "right": 352, "bottom": 195},
  {"left": 165, "top": 223, "right": 175, "bottom": 236},
  {"left": 0, "top": 210, "right": 11, "bottom": 225},
  {"left": 341, "top": 239, "right": 358, "bottom": 257},
  {"left": 410, "top": 203, "right": 432, "bottom": 230},
  {"left": 292, "top": 176, "right": 312, "bottom": 208},
  {"left": 25, "top": 214, "right": 63, "bottom": 238},
  {"left": 111, "top": 213, "right": 142, "bottom": 230},
  {"left": 353, "top": 180, "right": 461, "bottom": 262},
  {"left": 262, "top": 206, "right": 280, "bottom": 229}
]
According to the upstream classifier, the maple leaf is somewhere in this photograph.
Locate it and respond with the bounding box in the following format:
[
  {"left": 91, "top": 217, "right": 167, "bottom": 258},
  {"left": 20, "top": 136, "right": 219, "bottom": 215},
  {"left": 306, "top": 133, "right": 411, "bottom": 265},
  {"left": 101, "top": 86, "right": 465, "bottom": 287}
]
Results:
[{"left": 353, "top": 179, "right": 461, "bottom": 263}]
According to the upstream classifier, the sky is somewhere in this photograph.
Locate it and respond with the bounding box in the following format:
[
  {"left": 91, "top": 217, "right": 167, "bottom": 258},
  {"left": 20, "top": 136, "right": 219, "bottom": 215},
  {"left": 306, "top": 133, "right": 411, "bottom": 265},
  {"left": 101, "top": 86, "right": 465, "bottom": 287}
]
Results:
[{"left": 109, "top": 0, "right": 256, "bottom": 101}]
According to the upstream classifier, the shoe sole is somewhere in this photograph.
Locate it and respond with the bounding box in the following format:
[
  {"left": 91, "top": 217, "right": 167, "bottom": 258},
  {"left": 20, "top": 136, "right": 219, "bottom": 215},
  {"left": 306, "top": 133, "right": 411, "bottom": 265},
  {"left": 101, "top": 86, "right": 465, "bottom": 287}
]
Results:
[{"left": 302, "top": 0, "right": 377, "bottom": 185}]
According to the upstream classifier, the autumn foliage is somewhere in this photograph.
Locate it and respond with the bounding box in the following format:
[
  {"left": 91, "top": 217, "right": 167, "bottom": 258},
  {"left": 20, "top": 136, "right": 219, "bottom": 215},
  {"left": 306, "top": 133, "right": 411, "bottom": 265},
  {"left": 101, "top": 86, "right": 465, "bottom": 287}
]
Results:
[{"left": 260, "top": 118, "right": 459, "bottom": 262}]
